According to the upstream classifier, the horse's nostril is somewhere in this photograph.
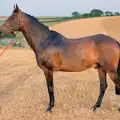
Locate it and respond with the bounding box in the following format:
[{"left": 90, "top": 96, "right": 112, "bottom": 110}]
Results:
[
  {"left": 0, "top": 31, "right": 3, "bottom": 35},
  {"left": 0, "top": 31, "right": 4, "bottom": 38}
]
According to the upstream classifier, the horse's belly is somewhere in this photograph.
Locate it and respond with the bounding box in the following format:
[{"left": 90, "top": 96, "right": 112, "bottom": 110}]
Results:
[
  {"left": 56, "top": 57, "right": 97, "bottom": 72},
  {"left": 41, "top": 44, "right": 98, "bottom": 72}
]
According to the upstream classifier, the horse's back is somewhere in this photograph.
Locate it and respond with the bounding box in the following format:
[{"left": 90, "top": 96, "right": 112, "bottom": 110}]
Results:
[{"left": 59, "top": 33, "right": 120, "bottom": 72}]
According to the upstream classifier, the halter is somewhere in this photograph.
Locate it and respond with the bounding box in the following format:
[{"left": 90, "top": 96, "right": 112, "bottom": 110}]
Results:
[
  {"left": 3, "top": 24, "right": 19, "bottom": 37},
  {"left": 2, "top": 14, "right": 24, "bottom": 37}
]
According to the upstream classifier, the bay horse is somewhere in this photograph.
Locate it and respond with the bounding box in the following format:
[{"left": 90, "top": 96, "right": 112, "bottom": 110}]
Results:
[{"left": 0, "top": 4, "right": 120, "bottom": 112}]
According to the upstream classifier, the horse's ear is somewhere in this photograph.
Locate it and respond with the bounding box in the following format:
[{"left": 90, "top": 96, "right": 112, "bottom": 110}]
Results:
[
  {"left": 14, "top": 5, "right": 16, "bottom": 10},
  {"left": 16, "top": 4, "right": 19, "bottom": 11}
]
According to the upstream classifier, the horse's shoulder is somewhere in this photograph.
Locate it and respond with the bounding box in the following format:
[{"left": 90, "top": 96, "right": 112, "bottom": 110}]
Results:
[{"left": 49, "top": 30, "right": 65, "bottom": 44}]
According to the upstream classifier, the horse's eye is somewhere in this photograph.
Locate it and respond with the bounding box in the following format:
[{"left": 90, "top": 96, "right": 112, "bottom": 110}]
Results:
[{"left": 12, "top": 15, "right": 17, "bottom": 19}]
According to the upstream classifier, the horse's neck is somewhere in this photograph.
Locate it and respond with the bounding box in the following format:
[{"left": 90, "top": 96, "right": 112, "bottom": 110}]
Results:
[{"left": 22, "top": 21, "right": 49, "bottom": 52}]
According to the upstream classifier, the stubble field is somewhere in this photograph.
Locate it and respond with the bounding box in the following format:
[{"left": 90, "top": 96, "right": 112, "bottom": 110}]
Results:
[{"left": 0, "top": 16, "right": 120, "bottom": 120}]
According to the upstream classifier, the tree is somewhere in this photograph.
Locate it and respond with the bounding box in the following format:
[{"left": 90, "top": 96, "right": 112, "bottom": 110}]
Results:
[
  {"left": 72, "top": 11, "right": 81, "bottom": 18},
  {"left": 105, "top": 11, "right": 114, "bottom": 16},
  {"left": 82, "top": 13, "right": 90, "bottom": 18},
  {"left": 114, "top": 12, "right": 120, "bottom": 16},
  {"left": 90, "top": 9, "right": 104, "bottom": 17}
]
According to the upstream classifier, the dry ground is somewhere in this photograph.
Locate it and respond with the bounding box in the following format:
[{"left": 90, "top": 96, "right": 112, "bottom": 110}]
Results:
[
  {"left": 0, "top": 16, "right": 120, "bottom": 120},
  {"left": 0, "top": 49, "right": 120, "bottom": 120}
]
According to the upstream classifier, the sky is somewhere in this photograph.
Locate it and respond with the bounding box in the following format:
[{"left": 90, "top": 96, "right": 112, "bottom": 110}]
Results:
[{"left": 0, "top": 0, "right": 120, "bottom": 16}]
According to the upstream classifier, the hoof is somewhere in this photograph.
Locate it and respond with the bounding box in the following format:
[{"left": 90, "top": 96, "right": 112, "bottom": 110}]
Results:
[
  {"left": 92, "top": 104, "right": 100, "bottom": 112},
  {"left": 118, "top": 108, "right": 120, "bottom": 112},
  {"left": 115, "top": 86, "right": 120, "bottom": 95},
  {"left": 46, "top": 105, "right": 53, "bottom": 113},
  {"left": 46, "top": 108, "right": 52, "bottom": 113}
]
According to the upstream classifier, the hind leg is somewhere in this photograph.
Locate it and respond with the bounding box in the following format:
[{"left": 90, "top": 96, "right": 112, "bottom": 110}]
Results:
[
  {"left": 108, "top": 72, "right": 120, "bottom": 95},
  {"left": 108, "top": 72, "right": 120, "bottom": 111},
  {"left": 92, "top": 67, "right": 107, "bottom": 112}
]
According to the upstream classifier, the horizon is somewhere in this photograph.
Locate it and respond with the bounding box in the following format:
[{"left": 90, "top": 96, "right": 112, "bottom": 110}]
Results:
[{"left": 0, "top": 8, "right": 119, "bottom": 17}]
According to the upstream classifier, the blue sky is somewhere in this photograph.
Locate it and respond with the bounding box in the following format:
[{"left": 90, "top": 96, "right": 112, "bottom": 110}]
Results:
[{"left": 0, "top": 0, "right": 120, "bottom": 16}]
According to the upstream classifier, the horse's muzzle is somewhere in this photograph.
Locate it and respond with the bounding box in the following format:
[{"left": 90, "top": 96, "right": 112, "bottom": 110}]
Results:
[{"left": 0, "top": 26, "right": 12, "bottom": 39}]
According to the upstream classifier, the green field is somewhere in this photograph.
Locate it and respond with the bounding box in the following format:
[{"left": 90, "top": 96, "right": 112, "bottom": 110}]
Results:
[
  {"left": 0, "top": 21, "right": 4, "bottom": 25},
  {"left": 0, "top": 16, "right": 71, "bottom": 27}
]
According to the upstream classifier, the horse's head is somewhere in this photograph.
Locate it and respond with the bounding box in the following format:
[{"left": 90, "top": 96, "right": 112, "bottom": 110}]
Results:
[{"left": 0, "top": 4, "right": 24, "bottom": 38}]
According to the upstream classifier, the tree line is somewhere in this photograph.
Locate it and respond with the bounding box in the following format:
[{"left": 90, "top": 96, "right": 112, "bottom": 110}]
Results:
[{"left": 72, "top": 9, "right": 120, "bottom": 19}]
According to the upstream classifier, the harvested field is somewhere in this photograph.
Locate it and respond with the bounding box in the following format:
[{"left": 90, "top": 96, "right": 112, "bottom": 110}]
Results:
[{"left": 0, "top": 16, "right": 120, "bottom": 120}]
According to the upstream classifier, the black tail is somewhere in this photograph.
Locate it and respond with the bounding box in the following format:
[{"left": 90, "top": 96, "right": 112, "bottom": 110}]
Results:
[
  {"left": 116, "top": 41, "right": 120, "bottom": 95},
  {"left": 116, "top": 41, "right": 120, "bottom": 79},
  {"left": 117, "top": 58, "right": 120, "bottom": 80}
]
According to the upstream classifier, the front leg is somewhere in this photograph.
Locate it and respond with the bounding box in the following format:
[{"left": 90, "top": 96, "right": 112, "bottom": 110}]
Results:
[
  {"left": 35, "top": 54, "right": 55, "bottom": 112},
  {"left": 44, "top": 69, "right": 55, "bottom": 112}
]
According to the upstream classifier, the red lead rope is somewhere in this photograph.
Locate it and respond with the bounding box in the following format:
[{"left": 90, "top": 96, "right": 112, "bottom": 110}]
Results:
[{"left": 0, "top": 40, "right": 14, "bottom": 56}]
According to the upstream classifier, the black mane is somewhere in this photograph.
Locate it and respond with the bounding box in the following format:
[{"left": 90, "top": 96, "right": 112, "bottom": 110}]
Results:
[
  {"left": 24, "top": 12, "right": 49, "bottom": 30},
  {"left": 23, "top": 12, "right": 62, "bottom": 39}
]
